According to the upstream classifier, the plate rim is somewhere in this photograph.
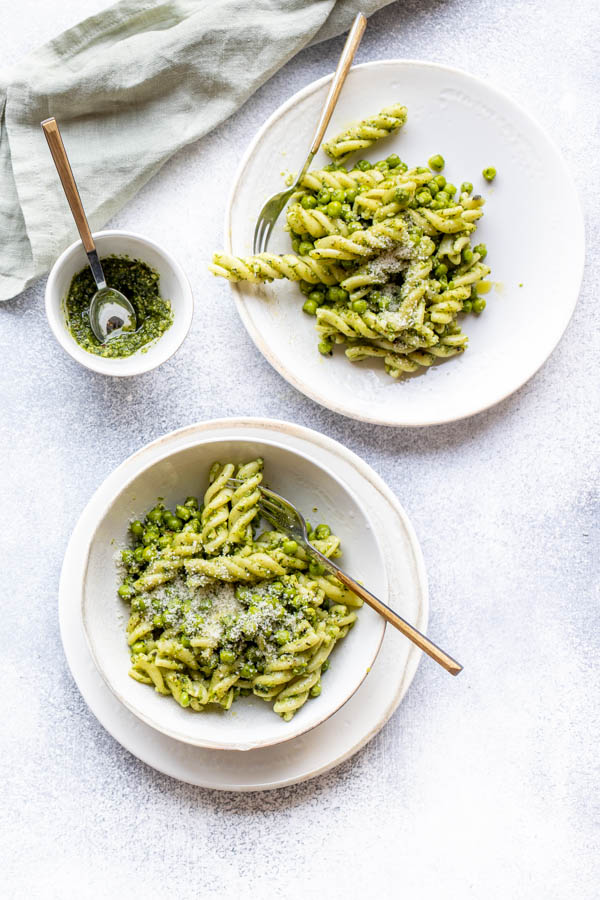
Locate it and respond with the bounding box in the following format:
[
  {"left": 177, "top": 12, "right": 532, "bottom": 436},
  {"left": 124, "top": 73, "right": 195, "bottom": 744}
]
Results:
[
  {"left": 224, "top": 59, "right": 586, "bottom": 427},
  {"left": 80, "top": 432, "right": 388, "bottom": 751},
  {"left": 58, "top": 417, "right": 429, "bottom": 790}
]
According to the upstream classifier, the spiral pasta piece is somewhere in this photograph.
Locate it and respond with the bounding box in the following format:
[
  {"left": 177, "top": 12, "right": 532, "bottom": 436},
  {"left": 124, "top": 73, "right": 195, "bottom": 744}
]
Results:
[
  {"left": 209, "top": 252, "right": 345, "bottom": 285},
  {"left": 184, "top": 551, "right": 286, "bottom": 582},
  {"left": 200, "top": 462, "right": 234, "bottom": 555},
  {"left": 228, "top": 458, "right": 263, "bottom": 545},
  {"left": 323, "top": 103, "right": 408, "bottom": 162},
  {"left": 310, "top": 218, "right": 407, "bottom": 261},
  {"left": 286, "top": 204, "right": 349, "bottom": 239},
  {"left": 272, "top": 668, "right": 322, "bottom": 721},
  {"left": 300, "top": 167, "right": 385, "bottom": 192}
]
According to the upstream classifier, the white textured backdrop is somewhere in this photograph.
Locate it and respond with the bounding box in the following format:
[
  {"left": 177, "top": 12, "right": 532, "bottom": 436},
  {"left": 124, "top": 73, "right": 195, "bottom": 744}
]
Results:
[{"left": 0, "top": 1, "right": 598, "bottom": 898}]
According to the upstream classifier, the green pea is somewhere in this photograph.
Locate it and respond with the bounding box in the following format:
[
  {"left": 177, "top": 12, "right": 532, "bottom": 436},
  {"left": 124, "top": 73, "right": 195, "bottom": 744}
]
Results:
[
  {"left": 308, "top": 291, "right": 324, "bottom": 306},
  {"left": 292, "top": 238, "right": 301, "bottom": 253},
  {"left": 461, "top": 181, "right": 473, "bottom": 195},
  {"left": 416, "top": 190, "right": 433, "bottom": 206},
  {"left": 153, "top": 614, "right": 164, "bottom": 628},
  {"left": 220, "top": 649, "right": 236, "bottom": 665},
  {"left": 133, "top": 597, "right": 146, "bottom": 612},
  {"left": 299, "top": 280, "right": 313, "bottom": 295},
  {"left": 301, "top": 194, "right": 317, "bottom": 209},
  {"left": 147, "top": 507, "right": 163, "bottom": 524},
  {"left": 240, "top": 663, "right": 256, "bottom": 679},
  {"left": 462, "top": 249, "right": 474, "bottom": 264},
  {"left": 327, "top": 200, "right": 343, "bottom": 218},
  {"left": 462, "top": 300, "right": 473, "bottom": 313},
  {"left": 132, "top": 641, "right": 146, "bottom": 654},
  {"left": 310, "top": 684, "right": 322, "bottom": 698},
  {"left": 158, "top": 535, "right": 171, "bottom": 549},
  {"left": 184, "top": 496, "right": 199, "bottom": 509},
  {"left": 298, "top": 241, "right": 314, "bottom": 257},
  {"left": 274, "top": 629, "right": 290, "bottom": 646},
  {"left": 317, "top": 188, "right": 332, "bottom": 204},
  {"left": 352, "top": 299, "right": 368, "bottom": 314},
  {"left": 374, "top": 160, "right": 389, "bottom": 172},
  {"left": 142, "top": 546, "right": 156, "bottom": 563},
  {"left": 438, "top": 275, "right": 448, "bottom": 289},
  {"left": 326, "top": 286, "right": 349, "bottom": 303},
  {"left": 474, "top": 243, "right": 487, "bottom": 259},
  {"left": 445, "top": 183, "right": 456, "bottom": 197},
  {"left": 434, "top": 264, "right": 448, "bottom": 277},
  {"left": 133, "top": 546, "right": 145, "bottom": 563},
  {"left": 448, "top": 281, "right": 456, "bottom": 290},
  {"left": 427, "top": 180, "right": 439, "bottom": 196},
  {"left": 322, "top": 660, "right": 330, "bottom": 673},
  {"left": 121, "top": 549, "right": 134, "bottom": 566},
  {"left": 118, "top": 583, "right": 134, "bottom": 600},
  {"left": 416, "top": 166, "right": 430, "bottom": 174},
  {"left": 331, "top": 189, "right": 345, "bottom": 203},
  {"left": 179, "top": 691, "right": 190, "bottom": 708},
  {"left": 174, "top": 504, "right": 190, "bottom": 522},
  {"left": 345, "top": 189, "right": 358, "bottom": 203},
  {"left": 302, "top": 299, "right": 318, "bottom": 316},
  {"left": 318, "top": 340, "right": 333, "bottom": 356},
  {"left": 282, "top": 539, "right": 298, "bottom": 555},
  {"left": 142, "top": 528, "right": 158, "bottom": 545},
  {"left": 473, "top": 298, "right": 486, "bottom": 313},
  {"left": 436, "top": 191, "right": 449, "bottom": 205},
  {"left": 482, "top": 167, "right": 497, "bottom": 181},
  {"left": 130, "top": 520, "right": 144, "bottom": 537},
  {"left": 165, "top": 516, "right": 182, "bottom": 532},
  {"left": 386, "top": 153, "right": 401, "bottom": 168},
  {"left": 187, "top": 518, "right": 200, "bottom": 533},
  {"left": 394, "top": 187, "right": 411, "bottom": 205},
  {"left": 315, "top": 524, "right": 331, "bottom": 539},
  {"left": 316, "top": 205, "right": 328, "bottom": 213},
  {"left": 355, "top": 160, "right": 372, "bottom": 171},
  {"left": 434, "top": 174, "right": 446, "bottom": 188},
  {"left": 309, "top": 561, "right": 325, "bottom": 576},
  {"left": 428, "top": 154, "right": 445, "bottom": 171}
]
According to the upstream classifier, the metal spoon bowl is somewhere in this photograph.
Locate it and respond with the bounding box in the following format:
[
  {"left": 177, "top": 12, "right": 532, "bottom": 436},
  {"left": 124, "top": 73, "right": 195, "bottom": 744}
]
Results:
[{"left": 41, "top": 117, "right": 136, "bottom": 343}]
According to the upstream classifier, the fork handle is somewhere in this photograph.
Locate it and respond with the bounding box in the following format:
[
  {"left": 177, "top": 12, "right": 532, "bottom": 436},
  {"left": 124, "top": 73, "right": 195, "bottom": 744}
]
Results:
[
  {"left": 309, "top": 12, "right": 367, "bottom": 156},
  {"left": 312, "top": 549, "right": 463, "bottom": 676}
]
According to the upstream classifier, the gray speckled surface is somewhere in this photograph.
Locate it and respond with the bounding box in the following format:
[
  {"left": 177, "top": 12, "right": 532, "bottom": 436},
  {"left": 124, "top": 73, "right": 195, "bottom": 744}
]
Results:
[{"left": 1, "top": 1, "right": 598, "bottom": 897}]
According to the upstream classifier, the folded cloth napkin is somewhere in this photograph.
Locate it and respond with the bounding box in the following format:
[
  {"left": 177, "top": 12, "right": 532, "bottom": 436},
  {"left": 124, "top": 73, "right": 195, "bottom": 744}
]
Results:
[{"left": 0, "top": 0, "right": 395, "bottom": 302}]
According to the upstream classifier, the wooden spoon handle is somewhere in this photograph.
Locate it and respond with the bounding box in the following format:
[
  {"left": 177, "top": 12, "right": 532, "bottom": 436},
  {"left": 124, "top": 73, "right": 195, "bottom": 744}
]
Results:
[
  {"left": 309, "top": 12, "right": 367, "bottom": 155},
  {"left": 41, "top": 117, "right": 95, "bottom": 254}
]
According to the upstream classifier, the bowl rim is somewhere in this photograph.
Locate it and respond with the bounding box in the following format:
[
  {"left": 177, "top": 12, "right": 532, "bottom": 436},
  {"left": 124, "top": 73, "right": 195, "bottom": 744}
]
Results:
[
  {"left": 44, "top": 229, "right": 194, "bottom": 377},
  {"left": 80, "top": 432, "right": 388, "bottom": 751},
  {"left": 225, "top": 58, "right": 586, "bottom": 426}
]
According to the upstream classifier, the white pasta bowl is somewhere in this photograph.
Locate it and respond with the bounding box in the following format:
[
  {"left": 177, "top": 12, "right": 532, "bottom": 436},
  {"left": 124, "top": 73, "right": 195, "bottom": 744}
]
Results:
[
  {"left": 81, "top": 432, "right": 388, "bottom": 750},
  {"left": 45, "top": 230, "right": 193, "bottom": 376}
]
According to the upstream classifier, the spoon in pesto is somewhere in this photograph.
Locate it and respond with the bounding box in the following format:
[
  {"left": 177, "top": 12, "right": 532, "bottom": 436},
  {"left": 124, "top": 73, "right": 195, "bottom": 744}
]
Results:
[{"left": 41, "top": 117, "right": 136, "bottom": 343}]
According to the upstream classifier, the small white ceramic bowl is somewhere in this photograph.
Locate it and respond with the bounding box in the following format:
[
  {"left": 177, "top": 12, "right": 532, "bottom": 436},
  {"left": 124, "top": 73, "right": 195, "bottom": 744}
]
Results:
[
  {"left": 81, "top": 432, "right": 388, "bottom": 751},
  {"left": 45, "top": 230, "right": 193, "bottom": 376}
]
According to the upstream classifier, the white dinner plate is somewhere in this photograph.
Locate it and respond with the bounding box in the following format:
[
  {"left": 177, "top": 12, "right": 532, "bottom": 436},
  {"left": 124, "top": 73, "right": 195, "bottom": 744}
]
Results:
[
  {"left": 225, "top": 60, "right": 585, "bottom": 426},
  {"left": 59, "top": 418, "right": 428, "bottom": 790}
]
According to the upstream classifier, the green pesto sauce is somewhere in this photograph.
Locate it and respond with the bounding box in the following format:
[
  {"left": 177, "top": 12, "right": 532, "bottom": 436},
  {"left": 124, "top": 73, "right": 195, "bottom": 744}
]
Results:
[{"left": 65, "top": 256, "right": 173, "bottom": 358}]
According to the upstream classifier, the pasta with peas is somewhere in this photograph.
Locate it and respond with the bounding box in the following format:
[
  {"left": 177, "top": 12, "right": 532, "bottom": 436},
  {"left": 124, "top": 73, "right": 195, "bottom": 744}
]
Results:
[
  {"left": 117, "top": 459, "right": 360, "bottom": 721},
  {"left": 209, "top": 103, "right": 493, "bottom": 379}
]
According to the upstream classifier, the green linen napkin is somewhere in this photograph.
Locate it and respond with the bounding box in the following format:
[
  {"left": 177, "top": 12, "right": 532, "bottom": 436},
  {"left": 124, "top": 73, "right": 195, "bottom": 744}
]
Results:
[{"left": 0, "top": 0, "right": 395, "bottom": 302}]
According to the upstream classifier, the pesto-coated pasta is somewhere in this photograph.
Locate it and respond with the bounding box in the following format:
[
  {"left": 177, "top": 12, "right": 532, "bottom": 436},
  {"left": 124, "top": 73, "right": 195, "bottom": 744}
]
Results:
[
  {"left": 118, "top": 461, "right": 361, "bottom": 721},
  {"left": 322, "top": 103, "right": 408, "bottom": 162},
  {"left": 209, "top": 103, "right": 492, "bottom": 378}
]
